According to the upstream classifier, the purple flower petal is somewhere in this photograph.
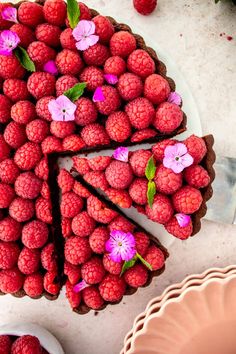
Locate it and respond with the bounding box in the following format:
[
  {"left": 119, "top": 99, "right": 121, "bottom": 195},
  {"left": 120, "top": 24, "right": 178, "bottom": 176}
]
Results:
[
  {"left": 73, "top": 280, "right": 89, "bottom": 293},
  {"left": 174, "top": 143, "right": 188, "bottom": 157},
  {"left": 93, "top": 87, "right": 105, "bottom": 102},
  {"left": 1, "top": 7, "right": 18, "bottom": 23},
  {"left": 168, "top": 92, "right": 182, "bottom": 106},
  {"left": 113, "top": 147, "right": 129, "bottom": 162},
  {"left": 163, "top": 142, "right": 193, "bottom": 173},
  {"left": 104, "top": 74, "right": 118, "bottom": 85},
  {"left": 106, "top": 230, "right": 136, "bottom": 263},
  {"left": 0, "top": 30, "right": 20, "bottom": 56},
  {"left": 175, "top": 213, "right": 191, "bottom": 227},
  {"left": 73, "top": 20, "right": 99, "bottom": 51},
  {"left": 48, "top": 95, "right": 76, "bottom": 121},
  {"left": 109, "top": 251, "right": 122, "bottom": 263},
  {"left": 43, "top": 60, "right": 58, "bottom": 76},
  {"left": 181, "top": 153, "right": 194, "bottom": 168}
]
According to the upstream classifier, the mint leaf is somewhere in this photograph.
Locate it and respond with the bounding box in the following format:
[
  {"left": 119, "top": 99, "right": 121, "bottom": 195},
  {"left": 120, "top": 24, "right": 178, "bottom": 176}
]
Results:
[
  {"left": 137, "top": 253, "right": 152, "bottom": 271},
  {"left": 67, "top": 0, "right": 80, "bottom": 29},
  {"left": 120, "top": 256, "right": 137, "bottom": 276},
  {"left": 14, "top": 46, "right": 35, "bottom": 72},
  {"left": 147, "top": 180, "right": 156, "bottom": 208},
  {"left": 64, "top": 82, "right": 86, "bottom": 102},
  {"left": 145, "top": 156, "right": 156, "bottom": 181}
]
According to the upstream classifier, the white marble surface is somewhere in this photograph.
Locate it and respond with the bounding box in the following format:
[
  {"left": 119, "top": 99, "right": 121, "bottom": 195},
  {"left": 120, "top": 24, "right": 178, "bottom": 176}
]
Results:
[{"left": 1, "top": 1, "right": 236, "bottom": 354}]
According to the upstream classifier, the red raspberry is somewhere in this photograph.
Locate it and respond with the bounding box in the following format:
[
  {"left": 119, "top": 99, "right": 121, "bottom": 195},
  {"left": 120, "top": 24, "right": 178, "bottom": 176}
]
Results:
[
  {"left": 184, "top": 165, "right": 210, "bottom": 189},
  {"left": 41, "top": 243, "right": 57, "bottom": 271},
  {"left": 57, "top": 169, "right": 74, "bottom": 193},
  {"left": 22, "top": 220, "right": 49, "bottom": 249},
  {"left": 144, "top": 74, "right": 170, "bottom": 104},
  {"left": 35, "top": 158, "right": 49, "bottom": 181},
  {"left": 0, "top": 55, "right": 25, "bottom": 79},
  {"left": 103, "top": 254, "right": 122, "bottom": 275},
  {"left": 0, "top": 217, "right": 21, "bottom": 242},
  {"left": 154, "top": 164, "right": 183, "bottom": 194},
  {"left": 27, "top": 72, "right": 56, "bottom": 99},
  {"left": 0, "top": 241, "right": 20, "bottom": 270},
  {"left": 56, "top": 75, "right": 78, "bottom": 96},
  {"left": 104, "top": 56, "right": 126, "bottom": 76},
  {"left": 81, "top": 123, "right": 110, "bottom": 147},
  {"left": 152, "top": 139, "right": 177, "bottom": 161},
  {"left": 154, "top": 102, "right": 183, "bottom": 133},
  {"left": 26, "top": 119, "right": 49, "bottom": 143},
  {"left": 184, "top": 135, "right": 207, "bottom": 164},
  {"left": 44, "top": 270, "right": 60, "bottom": 295},
  {"left": 75, "top": 98, "right": 97, "bottom": 126},
  {"left": 72, "top": 211, "right": 96, "bottom": 237},
  {"left": 0, "top": 183, "right": 15, "bottom": 208},
  {"left": 0, "top": 135, "right": 10, "bottom": 162},
  {"left": 11, "top": 100, "right": 36, "bottom": 124},
  {"left": 73, "top": 181, "right": 90, "bottom": 198},
  {"left": 4, "top": 122, "right": 26, "bottom": 149},
  {"left": 40, "top": 182, "right": 50, "bottom": 200},
  {"left": 56, "top": 49, "right": 83, "bottom": 75},
  {"left": 89, "top": 227, "right": 109, "bottom": 254},
  {"left": 9, "top": 197, "right": 35, "bottom": 222},
  {"left": 130, "top": 149, "right": 152, "bottom": 177},
  {"left": 27, "top": 41, "right": 56, "bottom": 70},
  {"left": 66, "top": 280, "right": 81, "bottom": 309},
  {"left": 3, "top": 79, "right": 29, "bottom": 102},
  {"left": 93, "top": 15, "right": 114, "bottom": 44},
  {"left": 133, "top": 0, "right": 157, "bottom": 15},
  {"left": 131, "top": 128, "right": 157, "bottom": 143},
  {"left": 0, "top": 335, "right": 12, "bottom": 353},
  {"left": 36, "top": 96, "right": 54, "bottom": 121},
  {"left": 106, "top": 188, "right": 132, "bottom": 208},
  {"left": 165, "top": 215, "right": 193, "bottom": 240},
  {"left": 105, "top": 160, "right": 133, "bottom": 189},
  {"left": 110, "top": 31, "right": 136, "bottom": 58},
  {"left": 105, "top": 111, "right": 131, "bottom": 142},
  {"left": 50, "top": 121, "right": 75, "bottom": 138},
  {"left": 88, "top": 156, "right": 111, "bottom": 171},
  {"left": 23, "top": 273, "right": 44, "bottom": 298},
  {"left": 108, "top": 215, "right": 134, "bottom": 233},
  {"left": 146, "top": 194, "right": 173, "bottom": 224},
  {"left": 43, "top": 0, "right": 67, "bottom": 26},
  {"left": 126, "top": 97, "right": 155, "bottom": 129},
  {"left": 18, "top": 247, "right": 41, "bottom": 275},
  {"left": 61, "top": 217, "right": 72, "bottom": 238},
  {"left": 81, "top": 257, "right": 105, "bottom": 284},
  {"left": 0, "top": 268, "right": 23, "bottom": 294},
  {"left": 83, "top": 171, "right": 109, "bottom": 191},
  {"left": 36, "top": 197, "right": 52, "bottom": 224},
  {"left": 62, "top": 135, "right": 85, "bottom": 152},
  {"left": 87, "top": 195, "right": 118, "bottom": 224},
  {"left": 18, "top": 2, "right": 44, "bottom": 27},
  {"left": 134, "top": 232, "right": 150, "bottom": 256},
  {"left": 42, "top": 136, "right": 62, "bottom": 154},
  {"left": 118, "top": 73, "right": 143, "bottom": 101},
  {"left": 129, "top": 178, "right": 148, "bottom": 205},
  {"left": 15, "top": 172, "right": 42, "bottom": 200},
  {"left": 172, "top": 186, "right": 203, "bottom": 214},
  {"left": 127, "top": 49, "right": 155, "bottom": 78},
  {"left": 65, "top": 236, "right": 92, "bottom": 265},
  {"left": 124, "top": 264, "right": 148, "bottom": 287},
  {"left": 79, "top": 66, "right": 104, "bottom": 91},
  {"left": 60, "top": 28, "right": 76, "bottom": 50},
  {"left": 83, "top": 43, "right": 110, "bottom": 66},
  {"left": 12, "top": 335, "right": 42, "bottom": 354},
  {"left": 10, "top": 23, "right": 36, "bottom": 48},
  {"left": 99, "top": 274, "right": 126, "bottom": 302},
  {"left": 14, "top": 142, "right": 42, "bottom": 170},
  {"left": 64, "top": 261, "right": 81, "bottom": 284},
  {"left": 144, "top": 245, "right": 165, "bottom": 270},
  {"left": 72, "top": 157, "right": 90, "bottom": 175},
  {"left": 82, "top": 286, "right": 104, "bottom": 310},
  {"left": 0, "top": 3, "right": 12, "bottom": 29},
  {"left": 36, "top": 23, "right": 61, "bottom": 47},
  {"left": 0, "top": 94, "right": 11, "bottom": 123},
  {"left": 60, "top": 192, "right": 83, "bottom": 218},
  {"left": 0, "top": 159, "right": 19, "bottom": 184}
]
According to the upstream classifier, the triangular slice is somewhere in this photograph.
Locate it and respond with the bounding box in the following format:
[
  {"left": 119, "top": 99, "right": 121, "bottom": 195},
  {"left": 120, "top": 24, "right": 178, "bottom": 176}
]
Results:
[{"left": 72, "top": 135, "right": 215, "bottom": 240}]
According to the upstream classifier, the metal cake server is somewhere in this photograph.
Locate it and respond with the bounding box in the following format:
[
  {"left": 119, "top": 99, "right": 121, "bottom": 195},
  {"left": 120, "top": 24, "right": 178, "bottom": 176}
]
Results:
[{"left": 205, "top": 156, "right": 236, "bottom": 224}]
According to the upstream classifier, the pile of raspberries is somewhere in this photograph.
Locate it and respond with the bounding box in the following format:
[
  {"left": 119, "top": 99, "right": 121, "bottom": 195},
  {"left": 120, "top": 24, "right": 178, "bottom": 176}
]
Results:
[{"left": 0, "top": 334, "right": 49, "bottom": 354}]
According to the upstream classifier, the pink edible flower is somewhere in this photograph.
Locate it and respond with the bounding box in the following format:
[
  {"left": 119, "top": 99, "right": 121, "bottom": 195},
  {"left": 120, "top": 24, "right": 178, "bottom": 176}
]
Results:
[
  {"left": 43, "top": 60, "right": 58, "bottom": 76},
  {"left": 167, "top": 92, "right": 182, "bottom": 106},
  {"left": 0, "top": 30, "right": 20, "bottom": 56},
  {"left": 113, "top": 147, "right": 129, "bottom": 162},
  {"left": 175, "top": 213, "right": 191, "bottom": 227},
  {"left": 92, "top": 87, "right": 105, "bottom": 102},
  {"left": 105, "top": 230, "right": 136, "bottom": 263},
  {"left": 1, "top": 7, "right": 18, "bottom": 23},
  {"left": 48, "top": 95, "right": 77, "bottom": 122},
  {"left": 104, "top": 74, "right": 118, "bottom": 85},
  {"left": 72, "top": 20, "right": 99, "bottom": 51},
  {"left": 163, "top": 143, "right": 193, "bottom": 173},
  {"left": 73, "top": 280, "right": 89, "bottom": 293}
]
